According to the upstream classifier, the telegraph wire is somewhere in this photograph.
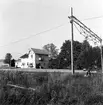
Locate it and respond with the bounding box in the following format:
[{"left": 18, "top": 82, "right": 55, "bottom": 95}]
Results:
[
  {"left": 73, "top": 22, "right": 85, "bottom": 37},
  {"left": 73, "top": 22, "right": 91, "bottom": 39},
  {"left": 0, "top": 22, "right": 68, "bottom": 47},
  {"left": 0, "top": 15, "right": 103, "bottom": 48},
  {"left": 73, "top": 23, "right": 100, "bottom": 45},
  {"left": 73, "top": 22, "right": 88, "bottom": 40},
  {"left": 73, "top": 23, "right": 81, "bottom": 34},
  {"left": 82, "top": 15, "right": 103, "bottom": 21}
]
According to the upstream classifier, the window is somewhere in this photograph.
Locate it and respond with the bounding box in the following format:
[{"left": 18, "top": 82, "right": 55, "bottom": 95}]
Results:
[
  {"left": 31, "top": 55, "right": 33, "bottom": 58},
  {"left": 29, "top": 63, "right": 33, "bottom": 68},
  {"left": 22, "top": 63, "right": 25, "bottom": 66},
  {"left": 27, "top": 62, "right": 29, "bottom": 65},
  {"left": 39, "top": 57, "right": 41, "bottom": 61}
]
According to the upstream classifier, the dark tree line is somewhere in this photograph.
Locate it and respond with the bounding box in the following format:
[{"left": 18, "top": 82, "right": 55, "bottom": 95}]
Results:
[{"left": 48, "top": 40, "right": 102, "bottom": 70}]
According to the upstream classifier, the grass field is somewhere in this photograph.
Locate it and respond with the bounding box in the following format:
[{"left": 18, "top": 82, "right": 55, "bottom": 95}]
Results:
[{"left": 0, "top": 69, "right": 103, "bottom": 105}]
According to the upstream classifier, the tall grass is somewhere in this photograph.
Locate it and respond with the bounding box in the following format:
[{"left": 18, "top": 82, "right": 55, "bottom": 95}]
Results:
[{"left": 0, "top": 70, "right": 103, "bottom": 105}]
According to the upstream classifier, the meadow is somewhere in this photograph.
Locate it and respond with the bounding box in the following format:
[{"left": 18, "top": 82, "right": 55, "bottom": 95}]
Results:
[{"left": 0, "top": 69, "right": 103, "bottom": 105}]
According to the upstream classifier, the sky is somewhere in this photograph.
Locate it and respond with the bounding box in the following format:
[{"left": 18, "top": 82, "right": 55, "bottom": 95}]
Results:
[{"left": 0, "top": 0, "right": 103, "bottom": 59}]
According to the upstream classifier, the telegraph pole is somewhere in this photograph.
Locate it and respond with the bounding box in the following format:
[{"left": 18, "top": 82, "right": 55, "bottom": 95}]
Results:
[
  {"left": 100, "top": 41, "right": 103, "bottom": 73},
  {"left": 68, "top": 8, "right": 102, "bottom": 74},
  {"left": 70, "top": 8, "right": 74, "bottom": 74}
]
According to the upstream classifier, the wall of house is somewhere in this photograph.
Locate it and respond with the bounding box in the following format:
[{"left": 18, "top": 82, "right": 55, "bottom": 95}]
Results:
[
  {"left": 15, "top": 58, "right": 29, "bottom": 68},
  {"left": 15, "top": 49, "right": 36, "bottom": 68},
  {"left": 35, "top": 54, "right": 49, "bottom": 69},
  {"left": 15, "top": 60, "right": 21, "bottom": 68},
  {"left": 21, "top": 58, "right": 29, "bottom": 68},
  {"left": 28, "top": 49, "right": 36, "bottom": 68}
]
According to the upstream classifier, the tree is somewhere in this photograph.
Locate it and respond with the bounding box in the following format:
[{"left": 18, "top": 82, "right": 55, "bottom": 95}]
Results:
[
  {"left": 11, "top": 59, "right": 15, "bottom": 67},
  {"left": 43, "top": 43, "right": 58, "bottom": 59},
  {"left": 92, "top": 47, "right": 101, "bottom": 68},
  {"left": 4, "top": 53, "right": 12, "bottom": 66},
  {"left": 76, "top": 40, "right": 101, "bottom": 70},
  {"left": 57, "top": 40, "right": 82, "bottom": 69},
  {"left": 48, "top": 58, "right": 59, "bottom": 69},
  {"left": 76, "top": 40, "right": 91, "bottom": 69},
  {"left": 81, "top": 40, "right": 90, "bottom": 51}
]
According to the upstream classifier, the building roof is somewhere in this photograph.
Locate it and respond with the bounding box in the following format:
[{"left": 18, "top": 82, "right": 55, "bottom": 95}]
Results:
[
  {"left": 20, "top": 53, "right": 28, "bottom": 58},
  {"left": 31, "top": 48, "right": 49, "bottom": 55}
]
